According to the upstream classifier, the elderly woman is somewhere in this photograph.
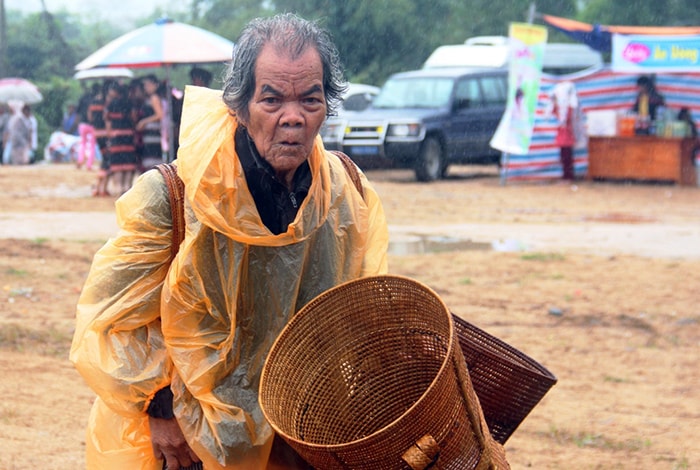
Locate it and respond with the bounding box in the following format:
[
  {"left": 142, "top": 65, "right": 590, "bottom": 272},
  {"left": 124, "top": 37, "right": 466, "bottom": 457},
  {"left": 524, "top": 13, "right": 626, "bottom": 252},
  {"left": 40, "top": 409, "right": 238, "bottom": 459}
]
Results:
[{"left": 70, "top": 13, "right": 389, "bottom": 470}]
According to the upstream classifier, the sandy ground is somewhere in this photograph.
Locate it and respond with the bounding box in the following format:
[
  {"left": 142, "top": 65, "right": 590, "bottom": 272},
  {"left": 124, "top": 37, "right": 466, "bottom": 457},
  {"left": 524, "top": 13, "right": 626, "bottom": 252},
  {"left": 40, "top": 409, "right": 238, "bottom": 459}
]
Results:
[{"left": 0, "top": 162, "right": 699, "bottom": 469}]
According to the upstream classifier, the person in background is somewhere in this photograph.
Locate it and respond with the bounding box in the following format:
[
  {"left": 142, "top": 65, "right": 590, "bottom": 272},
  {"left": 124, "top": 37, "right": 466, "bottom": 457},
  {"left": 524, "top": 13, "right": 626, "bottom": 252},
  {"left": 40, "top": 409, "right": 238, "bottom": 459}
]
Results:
[
  {"left": 104, "top": 82, "right": 138, "bottom": 195},
  {"left": 70, "top": 13, "right": 389, "bottom": 470},
  {"left": 550, "top": 81, "right": 579, "bottom": 182},
  {"left": 677, "top": 107, "right": 698, "bottom": 139},
  {"left": 88, "top": 82, "right": 109, "bottom": 159},
  {"left": 0, "top": 103, "right": 11, "bottom": 162},
  {"left": 90, "top": 81, "right": 112, "bottom": 196},
  {"left": 77, "top": 83, "right": 100, "bottom": 169},
  {"left": 128, "top": 78, "right": 146, "bottom": 165},
  {"left": 27, "top": 105, "right": 38, "bottom": 163},
  {"left": 3, "top": 103, "right": 33, "bottom": 165},
  {"left": 171, "top": 67, "right": 214, "bottom": 158},
  {"left": 135, "top": 74, "right": 164, "bottom": 171},
  {"left": 633, "top": 75, "right": 665, "bottom": 135},
  {"left": 62, "top": 104, "right": 80, "bottom": 135},
  {"left": 189, "top": 66, "right": 213, "bottom": 88},
  {"left": 157, "top": 80, "right": 171, "bottom": 163}
]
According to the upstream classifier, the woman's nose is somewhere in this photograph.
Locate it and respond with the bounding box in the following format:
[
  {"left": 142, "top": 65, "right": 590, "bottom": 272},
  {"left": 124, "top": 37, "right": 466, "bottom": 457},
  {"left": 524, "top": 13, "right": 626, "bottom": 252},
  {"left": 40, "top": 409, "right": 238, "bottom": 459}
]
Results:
[{"left": 279, "top": 103, "right": 304, "bottom": 127}]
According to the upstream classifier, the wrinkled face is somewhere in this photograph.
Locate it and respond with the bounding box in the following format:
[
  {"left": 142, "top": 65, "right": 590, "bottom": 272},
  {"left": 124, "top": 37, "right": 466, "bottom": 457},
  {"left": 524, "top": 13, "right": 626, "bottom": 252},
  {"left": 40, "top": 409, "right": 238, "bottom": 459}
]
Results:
[{"left": 243, "top": 43, "right": 327, "bottom": 181}]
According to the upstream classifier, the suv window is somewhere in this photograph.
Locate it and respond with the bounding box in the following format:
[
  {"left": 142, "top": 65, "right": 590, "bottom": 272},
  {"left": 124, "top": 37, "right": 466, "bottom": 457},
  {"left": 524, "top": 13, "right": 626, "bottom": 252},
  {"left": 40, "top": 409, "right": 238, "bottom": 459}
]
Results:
[
  {"left": 454, "top": 78, "right": 482, "bottom": 109},
  {"left": 481, "top": 76, "right": 506, "bottom": 106},
  {"left": 373, "top": 77, "right": 454, "bottom": 109}
]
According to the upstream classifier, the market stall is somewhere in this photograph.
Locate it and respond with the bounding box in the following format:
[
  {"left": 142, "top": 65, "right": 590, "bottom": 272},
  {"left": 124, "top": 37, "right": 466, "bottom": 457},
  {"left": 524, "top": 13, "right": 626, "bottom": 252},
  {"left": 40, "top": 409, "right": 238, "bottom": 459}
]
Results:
[
  {"left": 586, "top": 33, "right": 699, "bottom": 186},
  {"left": 502, "top": 21, "right": 700, "bottom": 185}
]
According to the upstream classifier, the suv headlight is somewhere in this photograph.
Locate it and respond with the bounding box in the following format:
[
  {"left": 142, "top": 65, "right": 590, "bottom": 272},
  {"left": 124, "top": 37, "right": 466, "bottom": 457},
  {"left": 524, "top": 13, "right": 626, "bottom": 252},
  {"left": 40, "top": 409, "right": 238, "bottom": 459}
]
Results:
[
  {"left": 321, "top": 121, "right": 345, "bottom": 141},
  {"left": 387, "top": 123, "right": 422, "bottom": 137}
]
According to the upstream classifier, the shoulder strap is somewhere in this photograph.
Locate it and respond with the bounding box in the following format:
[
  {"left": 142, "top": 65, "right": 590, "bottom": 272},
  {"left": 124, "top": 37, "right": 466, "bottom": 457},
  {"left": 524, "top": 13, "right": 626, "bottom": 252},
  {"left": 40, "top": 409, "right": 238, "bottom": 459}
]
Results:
[
  {"left": 330, "top": 150, "right": 365, "bottom": 201},
  {"left": 155, "top": 153, "right": 364, "bottom": 259},
  {"left": 155, "top": 163, "right": 186, "bottom": 259}
]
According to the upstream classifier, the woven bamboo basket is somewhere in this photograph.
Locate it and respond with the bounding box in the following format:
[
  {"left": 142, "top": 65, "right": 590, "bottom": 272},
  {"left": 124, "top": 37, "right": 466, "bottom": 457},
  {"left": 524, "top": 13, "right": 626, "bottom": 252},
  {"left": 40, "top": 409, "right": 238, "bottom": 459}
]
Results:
[
  {"left": 452, "top": 315, "right": 557, "bottom": 444},
  {"left": 259, "top": 275, "right": 511, "bottom": 469}
]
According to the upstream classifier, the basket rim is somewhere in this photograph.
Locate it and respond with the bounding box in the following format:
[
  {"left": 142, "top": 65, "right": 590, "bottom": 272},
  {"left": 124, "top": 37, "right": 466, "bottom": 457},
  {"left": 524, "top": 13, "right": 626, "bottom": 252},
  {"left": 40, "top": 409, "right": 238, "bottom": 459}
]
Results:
[{"left": 259, "top": 274, "right": 458, "bottom": 450}]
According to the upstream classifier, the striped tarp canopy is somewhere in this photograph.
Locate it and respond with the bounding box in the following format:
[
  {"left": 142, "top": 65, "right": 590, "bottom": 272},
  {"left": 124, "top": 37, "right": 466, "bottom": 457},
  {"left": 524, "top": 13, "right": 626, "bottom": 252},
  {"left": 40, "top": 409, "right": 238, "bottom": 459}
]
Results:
[{"left": 501, "top": 66, "right": 700, "bottom": 181}]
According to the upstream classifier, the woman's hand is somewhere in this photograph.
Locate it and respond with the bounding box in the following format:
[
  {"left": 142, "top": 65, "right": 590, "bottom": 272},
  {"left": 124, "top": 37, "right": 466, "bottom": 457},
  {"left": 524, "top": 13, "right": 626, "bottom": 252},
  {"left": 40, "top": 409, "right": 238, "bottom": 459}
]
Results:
[{"left": 149, "top": 416, "right": 201, "bottom": 470}]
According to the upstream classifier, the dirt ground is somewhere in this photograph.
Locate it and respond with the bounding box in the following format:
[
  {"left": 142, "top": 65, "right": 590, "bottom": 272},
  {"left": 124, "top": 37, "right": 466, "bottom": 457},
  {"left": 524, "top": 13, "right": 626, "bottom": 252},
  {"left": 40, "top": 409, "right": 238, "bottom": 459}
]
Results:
[{"left": 0, "top": 163, "right": 698, "bottom": 469}]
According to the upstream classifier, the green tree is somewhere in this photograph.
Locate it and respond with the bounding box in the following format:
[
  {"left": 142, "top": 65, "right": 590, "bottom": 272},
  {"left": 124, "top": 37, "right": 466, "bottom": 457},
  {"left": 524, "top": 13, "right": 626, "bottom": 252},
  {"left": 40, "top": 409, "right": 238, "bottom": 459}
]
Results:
[
  {"left": 264, "top": 0, "right": 577, "bottom": 84},
  {"left": 578, "top": 0, "right": 700, "bottom": 27},
  {"left": 269, "top": 0, "right": 475, "bottom": 83},
  {"left": 5, "top": 12, "right": 75, "bottom": 81},
  {"left": 188, "top": 0, "right": 271, "bottom": 42}
]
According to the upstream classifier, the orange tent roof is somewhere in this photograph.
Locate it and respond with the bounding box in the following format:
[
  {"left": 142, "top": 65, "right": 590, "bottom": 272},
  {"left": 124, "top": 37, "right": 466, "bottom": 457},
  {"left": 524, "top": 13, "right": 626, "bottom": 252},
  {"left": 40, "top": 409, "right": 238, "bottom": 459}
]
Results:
[
  {"left": 542, "top": 14, "right": 700, "bottom": 36},
  {"left": 541, "top": 14, "right": 700, "bottom": 52}
]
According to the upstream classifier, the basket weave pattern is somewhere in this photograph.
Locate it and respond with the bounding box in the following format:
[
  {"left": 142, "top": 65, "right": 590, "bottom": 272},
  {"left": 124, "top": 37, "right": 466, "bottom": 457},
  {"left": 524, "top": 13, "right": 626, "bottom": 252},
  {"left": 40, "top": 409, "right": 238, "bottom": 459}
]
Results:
[
  {"left": 453, "top": 315, "right": 557, "bottom": 444},
  {"left": 260, "top": 275, "right": 508, "bottom": 469}
]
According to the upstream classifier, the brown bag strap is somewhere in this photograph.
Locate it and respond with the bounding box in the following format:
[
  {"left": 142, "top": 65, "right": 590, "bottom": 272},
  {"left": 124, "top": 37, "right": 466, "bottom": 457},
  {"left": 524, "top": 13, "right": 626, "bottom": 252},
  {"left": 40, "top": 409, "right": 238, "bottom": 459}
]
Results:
[
  {"left": 331, "top": 150, "right": 365, "bottom": 201},
  {"left": 155, "top": 163, "right": 186, "bottom": 259}
]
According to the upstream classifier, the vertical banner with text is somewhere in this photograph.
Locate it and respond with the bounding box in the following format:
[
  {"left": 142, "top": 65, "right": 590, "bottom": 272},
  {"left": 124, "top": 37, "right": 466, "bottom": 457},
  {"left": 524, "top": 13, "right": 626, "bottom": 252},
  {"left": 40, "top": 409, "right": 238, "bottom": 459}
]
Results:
[{"left": 490, "top": 22, "right": 548, "bottom": 155}]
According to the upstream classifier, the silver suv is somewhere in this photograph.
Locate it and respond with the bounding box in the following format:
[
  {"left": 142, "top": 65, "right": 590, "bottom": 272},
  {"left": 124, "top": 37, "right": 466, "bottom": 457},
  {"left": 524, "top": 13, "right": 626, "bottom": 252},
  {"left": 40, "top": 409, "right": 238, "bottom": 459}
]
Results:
[{"left": 322, "top": 67, "right": 507, "bottom": 181}]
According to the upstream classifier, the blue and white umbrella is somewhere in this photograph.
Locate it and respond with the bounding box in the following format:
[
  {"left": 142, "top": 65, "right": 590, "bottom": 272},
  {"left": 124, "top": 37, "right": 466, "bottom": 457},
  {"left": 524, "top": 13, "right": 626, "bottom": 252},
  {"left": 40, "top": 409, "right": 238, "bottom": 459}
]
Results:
[{"left": 75, "top": 18, "right": 234, "bottom": 70}]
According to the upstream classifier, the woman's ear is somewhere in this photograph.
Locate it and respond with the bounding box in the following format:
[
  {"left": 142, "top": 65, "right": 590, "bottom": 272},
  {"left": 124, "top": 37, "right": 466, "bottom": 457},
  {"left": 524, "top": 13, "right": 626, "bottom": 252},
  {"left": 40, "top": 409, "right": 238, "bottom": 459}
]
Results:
[{"left": 236, "top": 113, "right": 248, "bottom": 129}]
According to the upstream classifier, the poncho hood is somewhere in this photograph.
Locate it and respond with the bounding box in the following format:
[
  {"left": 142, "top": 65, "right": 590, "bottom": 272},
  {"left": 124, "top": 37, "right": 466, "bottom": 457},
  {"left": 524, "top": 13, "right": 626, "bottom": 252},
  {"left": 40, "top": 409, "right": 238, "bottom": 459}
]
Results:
[{"left": 177, "top": 86, "right": 332, "bottom": 246}]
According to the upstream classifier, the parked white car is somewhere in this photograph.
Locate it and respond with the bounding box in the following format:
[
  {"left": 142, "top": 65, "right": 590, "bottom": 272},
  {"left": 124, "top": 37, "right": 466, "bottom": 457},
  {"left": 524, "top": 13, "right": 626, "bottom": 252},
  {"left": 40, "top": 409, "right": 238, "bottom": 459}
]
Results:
[{"left": 321, "top": 83, "right": 380, "bottom": 149}]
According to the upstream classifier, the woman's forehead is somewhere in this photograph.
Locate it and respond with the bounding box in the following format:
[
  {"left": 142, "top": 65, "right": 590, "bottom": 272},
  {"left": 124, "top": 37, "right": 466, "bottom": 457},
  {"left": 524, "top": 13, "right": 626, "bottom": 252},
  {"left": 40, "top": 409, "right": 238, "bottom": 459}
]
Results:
[{"left": 255, "top": 44, "right": 322, "bottom": 79}]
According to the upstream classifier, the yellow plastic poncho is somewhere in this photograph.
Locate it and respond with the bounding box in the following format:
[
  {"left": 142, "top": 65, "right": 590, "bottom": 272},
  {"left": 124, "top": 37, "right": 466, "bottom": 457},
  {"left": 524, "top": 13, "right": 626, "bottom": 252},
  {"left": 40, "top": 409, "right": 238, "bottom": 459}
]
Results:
[{"left": 70, "top": 86, "right": 389, "bottom": 469}]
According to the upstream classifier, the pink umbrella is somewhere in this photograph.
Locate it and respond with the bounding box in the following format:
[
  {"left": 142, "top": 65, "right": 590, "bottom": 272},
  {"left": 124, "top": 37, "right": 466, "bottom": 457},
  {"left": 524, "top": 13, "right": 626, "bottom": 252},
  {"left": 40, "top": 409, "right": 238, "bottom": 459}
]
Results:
[{"left": 74, "top": 18, "right": 234, "bottom": 70}]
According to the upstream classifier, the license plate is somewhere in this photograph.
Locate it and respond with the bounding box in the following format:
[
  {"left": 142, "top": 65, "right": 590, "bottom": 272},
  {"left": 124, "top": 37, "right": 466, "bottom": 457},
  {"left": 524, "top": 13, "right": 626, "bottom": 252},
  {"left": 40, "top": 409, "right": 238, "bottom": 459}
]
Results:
[{"left": 351, "top": 146, "right": 379, "bottom": 155}]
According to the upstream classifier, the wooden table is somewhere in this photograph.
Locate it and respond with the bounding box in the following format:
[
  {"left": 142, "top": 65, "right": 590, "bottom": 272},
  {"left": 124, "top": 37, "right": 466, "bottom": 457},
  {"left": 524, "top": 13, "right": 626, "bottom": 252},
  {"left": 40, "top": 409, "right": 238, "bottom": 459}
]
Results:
[{"left": 587, "top": 136, "right": 697, "bottom": 186}]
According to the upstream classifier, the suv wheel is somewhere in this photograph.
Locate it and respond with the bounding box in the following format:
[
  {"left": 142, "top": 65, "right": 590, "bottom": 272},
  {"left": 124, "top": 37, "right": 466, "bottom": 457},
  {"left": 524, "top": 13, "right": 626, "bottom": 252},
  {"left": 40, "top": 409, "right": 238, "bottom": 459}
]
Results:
[{"left": 415, "top": 137, "right": 444, "bottom": 182}]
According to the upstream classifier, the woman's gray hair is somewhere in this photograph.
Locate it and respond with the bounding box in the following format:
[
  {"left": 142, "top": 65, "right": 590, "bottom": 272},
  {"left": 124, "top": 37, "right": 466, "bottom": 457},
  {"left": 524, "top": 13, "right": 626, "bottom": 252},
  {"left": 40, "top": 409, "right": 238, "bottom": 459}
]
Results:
[{"left": 222, "top": 13, "right": 346, "bottom": 122}]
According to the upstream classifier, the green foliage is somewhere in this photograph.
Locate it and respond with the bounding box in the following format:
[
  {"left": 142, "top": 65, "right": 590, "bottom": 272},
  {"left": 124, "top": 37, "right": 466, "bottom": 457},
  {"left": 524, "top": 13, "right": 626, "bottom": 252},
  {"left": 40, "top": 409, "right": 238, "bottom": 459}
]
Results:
[
  {"left": 71, "top": 20, "right": 126, "bottom": 68},
  {"left": 270, "top": 0, "right": 529, "bottom": 84},
  {"left": 264, "top": 0, "right": 582, "bottom": 84},
  {"left": 5, "top": 12, "right": 77, "bottom": 81},
  {"left": 188, "top": 0, "right": 271, "bottom": 42},
  {"left": 24, "top": 76, "right": 75, "bottom": 156},
  {"left": 35, "top": 76, "right": 73, "bottom": 128},
  {"left": 577, "top": 0, "right": 700, "bottom": 27}
]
